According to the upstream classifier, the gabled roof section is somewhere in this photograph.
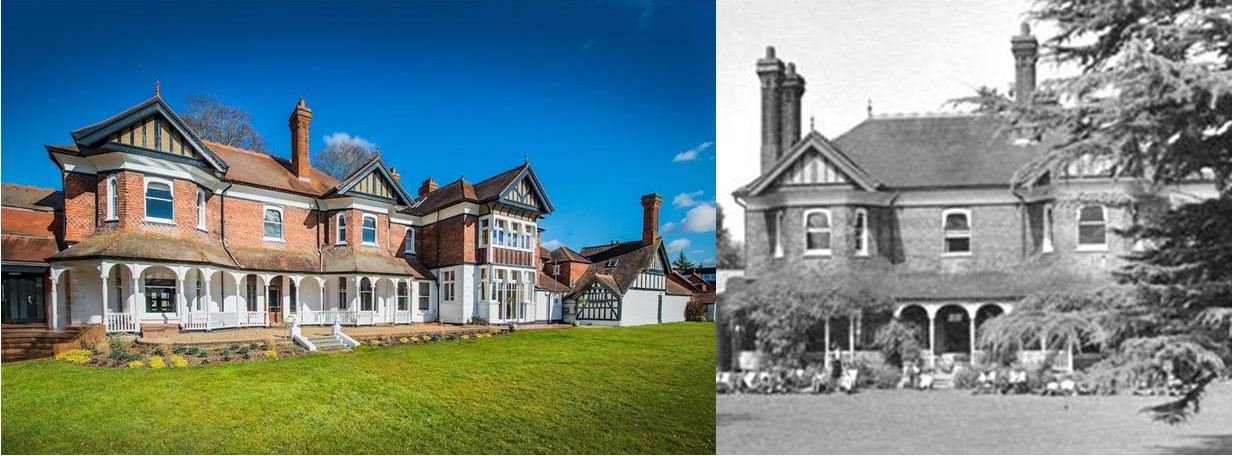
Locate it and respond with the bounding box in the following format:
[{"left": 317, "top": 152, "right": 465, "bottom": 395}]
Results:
[
  {"left": 329, "top": 155, "right": 415, "bottom": 205},
  {"left": 404, "top": 161, "right": 553, "bottom": 216},
  {"left": 740, "top": 131, "right": 882, "bottom": 197},
  {"left": 69, "top": 95, "right": 228, "bottom": 173},
  {"left": 1, "top": 184, "right": 63, "bottom": 212},
  {"left": 474, "top": 162, "right": 555, "bottom": 214},
  {"left": 550, "top": 246, "right": 590, "bottom": 263},
  {"left": 403, "top": 178, "right": 478, "bottom": 215},
  {"left": 207, "top": 140, "right": 339, "bottom": 196},
  {"left": 566, "top": 238, "right": 667, "bottom": 298}
]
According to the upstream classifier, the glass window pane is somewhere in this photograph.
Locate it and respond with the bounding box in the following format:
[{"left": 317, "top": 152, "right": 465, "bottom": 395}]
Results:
[
  {"left": 1079, "top": 205, "right": 1104, "bottom": 222},
  {"left": 1079, "top": 225, "right": 1106, "bottom": 245},
  {"left": 944, "top": 213, "right": 969, "bottom": 231},
  {"left": 807, "top": 212, "right": 829, "bottom": 229},
  {"left": 945, "top": 237, "right": 970, "bottom": 253},
  {"left": 807, "top": 232, "right": 831, "bottom": 251}
]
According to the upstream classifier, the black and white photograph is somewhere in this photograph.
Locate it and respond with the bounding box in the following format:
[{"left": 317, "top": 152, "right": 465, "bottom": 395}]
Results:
[{"left": 715, "top": 0, "right": 1231, "bottom": 454}]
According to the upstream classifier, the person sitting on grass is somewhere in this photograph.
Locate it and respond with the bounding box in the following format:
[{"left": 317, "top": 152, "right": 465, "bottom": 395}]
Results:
[
  {"left": 1008, "top": 368, "right": 1028, "bottom": 394},
  {"left": 741, "top": 370, "right": 761, "bottom": 393},
  {"left": 1059, "top": 376, "right": 1077, "bottom": 396},
  {"left": 716, "top": 372, "right": 735, "bottom": 394},
  {"left": 918, "top": 369, "right": 935, "bottom": 390},
  {"left": 838, "top": 367, "right": 859, "bottom": 394},
  {"left": 899, "top": 360, "right": 920, "bottom": 390},
  {"left": 1042, "top": 372, "right": 1062, "bottom": 396},
  {"left": 974, "top": 369, "right": 997, "bottom": 395},
  {"left": 809, "top": 366, "right": 830, "bottom": 394}
]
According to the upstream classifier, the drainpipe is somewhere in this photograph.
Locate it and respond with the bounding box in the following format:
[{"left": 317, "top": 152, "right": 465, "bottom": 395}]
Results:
[
  {"left": 219, "top": 182, "right": 240, "bottom": 269},
  {"left": 1012, "top": 192, "right": 1028, "bottom": 260},
  {"left": 313, "top": 198, "right": 323, "bottom": 272}
]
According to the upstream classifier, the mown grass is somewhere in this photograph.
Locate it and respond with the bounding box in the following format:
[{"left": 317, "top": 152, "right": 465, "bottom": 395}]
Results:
[{"left": 2, "top": 323, "right": 715, "bottom": 454}]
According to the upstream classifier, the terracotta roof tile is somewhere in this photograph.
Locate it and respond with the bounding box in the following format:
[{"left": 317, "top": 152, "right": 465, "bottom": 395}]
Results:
[
  {"left": 1, "top": 236, "right": 60, "bottom": 264},
  {"left": 535, "top": 271, "right": 570, "bottom": 292},
  {"left": 206, "top": 140, "right": 338, "bottom": 196},
  {"left": 1, "top": 184, "right": 62, "bottom": 212},
  {"left": 567, "top": 238, "right": 662, "bottom": 298},
  {"left": 550, "top": 246, "right": 589, "bottom": 263},
  {"left": 50, "top": 230, "right": 237, "bottom": 266}
]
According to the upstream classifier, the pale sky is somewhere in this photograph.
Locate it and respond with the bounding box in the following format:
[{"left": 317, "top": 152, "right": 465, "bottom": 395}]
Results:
[{"left": 717, "top": 0, "right": 1066, "bottom": 243}]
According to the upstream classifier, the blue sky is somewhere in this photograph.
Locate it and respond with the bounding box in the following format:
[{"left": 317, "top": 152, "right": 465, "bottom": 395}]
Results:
[{"left": 1, "top": 0, "right": 717, "bottom": 265}]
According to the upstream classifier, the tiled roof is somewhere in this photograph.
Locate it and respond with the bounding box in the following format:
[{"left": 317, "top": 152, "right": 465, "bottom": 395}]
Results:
[
  {"left": 472, "top": 163, "right": 528, "bottom": 201},
  {"left": 831, "top": 114, "right": 1046, "bottom": 188},
  {"left": 1, "top": 184, "right": 63, "bottom": 212},
  {"left": 550, "top": 246, "right": 589, "bottom": 263},
  {"left": 1, "top": 236, "right": 60, "bottom": 264},
  {"left": 50, "top": 230, "right": 237, "bottom": 267},
  {"left": 535, "top": 271, "right": 570, "bottom": 292},
  {"left": 578, "top": 240, "right": 643, "bottom": 262},
  {"left": 566, "top": 238, "right": 663, "bottom": 298},
  {"left": 406, "top": 163, "right": 534, "bottom": 215},
  {"left": 206, "top": 140, "right": 339, "bottom": 196},
  {"left": 666, "top": 275, "right": 694, "bottom": 296},
  {"left": 537, "top": 246, "right": 552, "bottom": 261}
]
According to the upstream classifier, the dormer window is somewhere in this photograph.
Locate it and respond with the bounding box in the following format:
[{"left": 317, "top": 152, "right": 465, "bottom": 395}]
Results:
[
  {"left": 362, "top": 214, "right": 378, "bottom": 245},
  {"left": 263, "top": 207, "right": 283, "bottom": 241},
  {"left": 804, "top": 209, "right": 832, "bottom": 256},
  {"left": 144, "top": 178, "right": 174, "bottom": 223},
  {"left": 106, "top": 175, "right": 118, "bottom": 221},
  {"left": 606, "top": 259, "right": 619, "bottom": 268},
  {"left": 336, "top": 213, "right": 347, "bottom": 245},
  {"left": 1077, "top": 205, "right": 1108, "bottom": 251},
  {"left": 942, "top": 209, "right": 972, "bottom": 255}
]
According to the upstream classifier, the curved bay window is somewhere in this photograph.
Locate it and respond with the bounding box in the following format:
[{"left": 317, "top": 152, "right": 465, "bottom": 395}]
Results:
[
  {"left": 145, "top": 180, "right": 174, "bottom": 221},
  {"left": 144, "top": 269, "right": 176, "bottom": 313},
  {"left": 575, "top": 281, "right": 618, "bottom": 321},
  {"left": 853, "top": 209, "right": 869, "bottom": 256},
  {"left": 359, "top": 278, "right": 374, "bottom": 311}
]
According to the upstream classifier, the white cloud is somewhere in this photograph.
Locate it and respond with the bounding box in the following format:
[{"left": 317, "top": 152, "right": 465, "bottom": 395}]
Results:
[
  {"left": 666, "top": 238, "right": 691, "bottom": 253},
  {"left": 680, "top": 203, "right": 717, "bottom": 232},
  {"left": 673, "top": 141, "right": 714, "bottom": 162},
  {"left": 672, "top": 190, "right": 705, "bottom": 208},
  {"left": 661, "top": 222, "right": 675, "bottom": 233},
  {"left": 322, "top": 132, "right": 376, "bottom": 150},
  {"left": 690, "top": 249, "right": 704, "bottom": 255},
  {"left": 701, "top": 258, "right": 716, "bottom": 266},
  {"left": 541, "top": 239, "right": 562, "bottom": 251}
]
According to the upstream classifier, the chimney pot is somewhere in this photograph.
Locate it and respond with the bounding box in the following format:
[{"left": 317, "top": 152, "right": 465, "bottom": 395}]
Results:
[
  {"left": 757, "top": 47, "right": 786, "bottom": 174},
  {"left": 418, "top": 177, "right": 438, "bottom": 196},
  {"left": 640, "top": 193, "right": 662, "bottom": 246},
  {"left": 1011, "top": 23, "right": 1039, "bottom": 104}
]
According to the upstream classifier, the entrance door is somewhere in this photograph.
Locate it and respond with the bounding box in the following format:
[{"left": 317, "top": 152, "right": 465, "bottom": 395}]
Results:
[
  {"left": 268, "top": 286, "right": 282, "bottom": 324},
  {"left": 2, "top": 273, "right": 45, "bottom": 324}
]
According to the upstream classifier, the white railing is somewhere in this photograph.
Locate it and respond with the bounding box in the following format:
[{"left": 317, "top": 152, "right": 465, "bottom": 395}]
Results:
[
  {"left": 106, "top": 313, "right": 138, "bottom": 333},
  {"left": 239, "top": 311, "right": 267, "bottom": 327},
  {"left": 394, "top": 310, "right": 413, "bottom": 324},
  {"left": 297, "top": 310, "right": 386, "bottom": 326},
  {"left": 181, "top": 312, "right": 209, "bottom": 331},
  {"left": 356, "top": 311, "right": 374, "bottom": 326}
]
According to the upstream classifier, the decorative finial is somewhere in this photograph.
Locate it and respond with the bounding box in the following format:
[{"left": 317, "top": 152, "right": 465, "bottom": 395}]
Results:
[
  {"left": 154, "top": 80, "right": 161, "bottom": 97},
  {"left": 867, "top": 98, "right": 873, "bottom": 118},
  {"left": 524, "top": 152, "right": 529, "bottom": 164},
  {"left": 810, "top": 116, "right": 816, "bottom": 132}
]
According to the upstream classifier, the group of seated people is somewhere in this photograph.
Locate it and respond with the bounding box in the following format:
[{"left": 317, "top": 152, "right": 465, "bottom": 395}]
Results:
[
  {"left": 970, "top": 367, "right": 1095, "bottom": 396},
  {"left": 716, "top": 359, "right": 860, "bottom": 395}
]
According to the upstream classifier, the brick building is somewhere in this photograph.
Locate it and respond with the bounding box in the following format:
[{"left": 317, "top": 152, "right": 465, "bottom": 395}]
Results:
[
  {"left": 14, "top": 92, "right": 560, "bottom": 336},
  {"left": 722, "top": 26, "right": 1217, "bottom": 370}
]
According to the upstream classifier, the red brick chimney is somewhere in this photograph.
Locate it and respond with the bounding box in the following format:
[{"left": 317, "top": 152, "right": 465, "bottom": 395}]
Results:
[
  {"left": 641, "top": 193, "right": 662, "bottom": 246},
  {"left": 418, "top": 177, "right": 438, "bottom": 196},
  {"left": 781, "top": 62, "right": 805, "bottom": 151},
  {"left": 289, "top": 98, "right": 312, "bottom": 178},
  {"left": 757, "top": 46, "right": 785, "bottom": 174}
]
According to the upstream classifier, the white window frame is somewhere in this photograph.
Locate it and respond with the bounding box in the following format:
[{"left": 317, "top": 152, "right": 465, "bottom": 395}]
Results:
[
  {"left": 403, "top": 225, "right": 415, "bottom": 254},
  {"left": 479, "top": 214, "right": 537, "bottom": 252},
  {"left": 417, "top": 281, "right": 432, "bottom": 311},
  {"left": 479, "top": 219, "right": 490, "bottom": 247},
  {"left": 854, "top": 208, "right": 869, "bottom": 257},
  {"left": 441, "top": 270, "right": 456, "bottom": 302},
  {"left": 1076, "top": 204, "right": 1109, "bottom": 252},
  {"left": 396, "top": 281, "right": 409, "bottom": 311},
  {"left": 803, "top": 208, "right": 832, "bottom": 256},
  {"left": 941, "top": 208, "right": 972, "bottom": 257},
  {"left": 335, "top": 213, "right": 347, "bottom": 245},
  {"left": 1041, "top": 204, "right": 1055, "bottom": 254},
  {"left": 262, "top": 206, "right": 284, "bottom": 242},
  {"left": 772, "top": 210, "right": 784, "bottom": 259},
  {"left": 361, "top": 214, "right": 379, "bottom": 246},
  {"left": 106, "top": 175, "right": 118, "bottom": 221},
  {"left": 142, "top": 176, "right": 175, "bottom": 224},
  {"left": 196, "top": 189, "right": 207, "bottom": 231}
]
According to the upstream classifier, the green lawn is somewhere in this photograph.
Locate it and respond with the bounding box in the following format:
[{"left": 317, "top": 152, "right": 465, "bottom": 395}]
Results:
[
  {"left": 719, "top": 381, "right": 1232, "bottom": 454},
  {"left": 2, "top": 323, "right": 716, "bottom": 454}
]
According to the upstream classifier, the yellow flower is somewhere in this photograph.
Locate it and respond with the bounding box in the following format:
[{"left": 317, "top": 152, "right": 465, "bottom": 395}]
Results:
[
  {"left": 169, "top": 355, "right": 189, "bottom": 368},
  {"left": 55, "top": 349, "right": 92, "bottom": 364},
  {"left": 263, "top": 350, "right": 278, "bottom": 359},
  {"left": 148, "top": 356, "right": 166, "bottom": 369},
  {"left": 410, "top": 336, "right": 420, "bottom": 342},
  {"left": 399, "top": 337, "right": 410, "bottom": 343},
  {"left": 460, "top": 334, "right": 470, "bottom": 340},
  {"left": 128, "top": 360, "right": 145, "bottom": 368}
]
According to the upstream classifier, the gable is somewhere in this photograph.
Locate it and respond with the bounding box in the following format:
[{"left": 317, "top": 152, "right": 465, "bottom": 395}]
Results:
[
  {"left": 494, "top": 166, "right": 554, "bottom": 213},
  {"left": 71, "top": 96, "right": 228, "bottom": 173},
  {"left": 504, "top": 178, "right": 540, "bottom": 208},
  {"left": 350, "top": 169, "right": 399, "bottom": 200},
  {"left": 648, "top": 248, "right": 666, "bottom": 272},
  {"left": 106, "top": 114, "right": 203, "bottom": 161},
  {"left": 774, "top": 150, "right": 852, "bottom": 187}
]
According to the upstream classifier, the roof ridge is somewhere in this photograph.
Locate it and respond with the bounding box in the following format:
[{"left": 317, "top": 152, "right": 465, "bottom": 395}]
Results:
[
  {"left": 871, "top": 111, "right": 978, "bottom": 119},
  {"left": 1, "top": 183, "right": 57, "bottom": 192}
]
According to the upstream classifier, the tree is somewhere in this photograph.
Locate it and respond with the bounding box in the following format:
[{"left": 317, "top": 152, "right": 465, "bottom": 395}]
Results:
[
  {"left": 964, "top": 0, "right": 1231, "bottom": 423},
  {"left": 313, "top": 133, "right": 377, "bottom": 180},
  {"left": 874, "top": 319, "right": 923, "bottom": 368},
  {"left": 672, "top": 251, "right": 697, "bottom": 270},
  {"left": 181, "top": 94, "right": 267, "bottom": 152},
  {"left": 716, "top": 204, "right": 744, "bottom": 269}
]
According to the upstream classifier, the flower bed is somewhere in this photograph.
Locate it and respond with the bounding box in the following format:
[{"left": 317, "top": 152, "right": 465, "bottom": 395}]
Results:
[
  {"left": 356, "top": 326, "right": 507, "bottom": 348},
  {"left": 61, "top": 335, "right": 302, "bottom": 368}
]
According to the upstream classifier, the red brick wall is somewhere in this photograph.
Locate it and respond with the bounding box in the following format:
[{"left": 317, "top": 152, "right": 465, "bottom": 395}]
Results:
[
  {"left": 224, "top": 196, "right": 318, "bottom": 252},
  {"left": 415, "top": 214, "right": 476, "bottom": 268},
  {"left": 62, "top": 172, "right": 96, "bottom": 243}
]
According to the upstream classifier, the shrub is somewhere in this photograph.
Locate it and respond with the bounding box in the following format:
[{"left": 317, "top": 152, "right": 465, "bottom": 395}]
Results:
[
  {"left": 228, "top": 343, "right": 241, "bottom": 352},
  {"left": 953, "top": 367, "right": 982, "bottom": 389},
  {"left": 369, "top": 339, "right": 381, "bottom": 346},
  {"left": 873, "top": 319, "right": 923, "bottom": 367},
  {"left": 460, "top": 334, "right": 471, "bottom": 340},
  {"left": 108, "top": 349, "right": 140, "bottom": 363},
  {"left": 855, "top": 359, "right": 902, "bottom": 389},
  {"left": 169, "top": 355, "right": 189, "bottom": 368},
  {"left": 264, "top": 337, "right": 279, "bottom": 351},
  {"left": 55, "top": 349, "right": 93, "bottom": 364},
  {"left": 468, "top": 316, "right": 489, "bottom": 325},
  {"left": 172, "top": 346, "right": 186, "bottom": 355},
  {"left": 127, "top": 360, "right": 145, "bottom": 368},
  {"left": 399, "top": 337, "right": 410, "bottom": 344},
  {"left": 410, "top": 336, "right": 421, "bottom": 343},
  {"left": 262, "top": 350, "right": 278, "bottom": 359},
  {"left": 92, "top": 339, "right": 111, "bottom": 357},
  {"left": 237, "top": 346, "right": 251, "bottom": 355},
  {"left": 248, "top": 343, "right": 258, "bottom": 350},
  {"left": 148, "top": 356, "right": 166, "bottom": 369}
]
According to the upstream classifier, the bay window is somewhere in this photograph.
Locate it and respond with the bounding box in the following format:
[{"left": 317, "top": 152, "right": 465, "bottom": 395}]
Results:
[
  {"left": 1077, "top": 205, "right": 1107, "bottom": 250},
  {"left": 804, "top": 209, "right": 832, "bottom": 255},
  {"left": 144, "top": 179, "right": 174, "bottom": 222},
  {"left": 362, "top": 215, "right": 377, "bottom": 245}
]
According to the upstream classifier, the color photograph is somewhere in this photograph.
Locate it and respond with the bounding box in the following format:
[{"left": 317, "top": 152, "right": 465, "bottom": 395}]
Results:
[{"left": 0, "top": 1, "right": 716, "bottom": 454}]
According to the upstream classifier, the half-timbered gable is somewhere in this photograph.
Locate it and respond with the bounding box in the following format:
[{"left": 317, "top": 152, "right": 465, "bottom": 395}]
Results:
[
  {"left": 574, "top": 279, "right": 620, "bottom": 321},
  {"left": 68, "top": 95, "right": 228, "bottom": 173},
  {"left": 330, "top": 157, "right": 415, "bottom": 205}
]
